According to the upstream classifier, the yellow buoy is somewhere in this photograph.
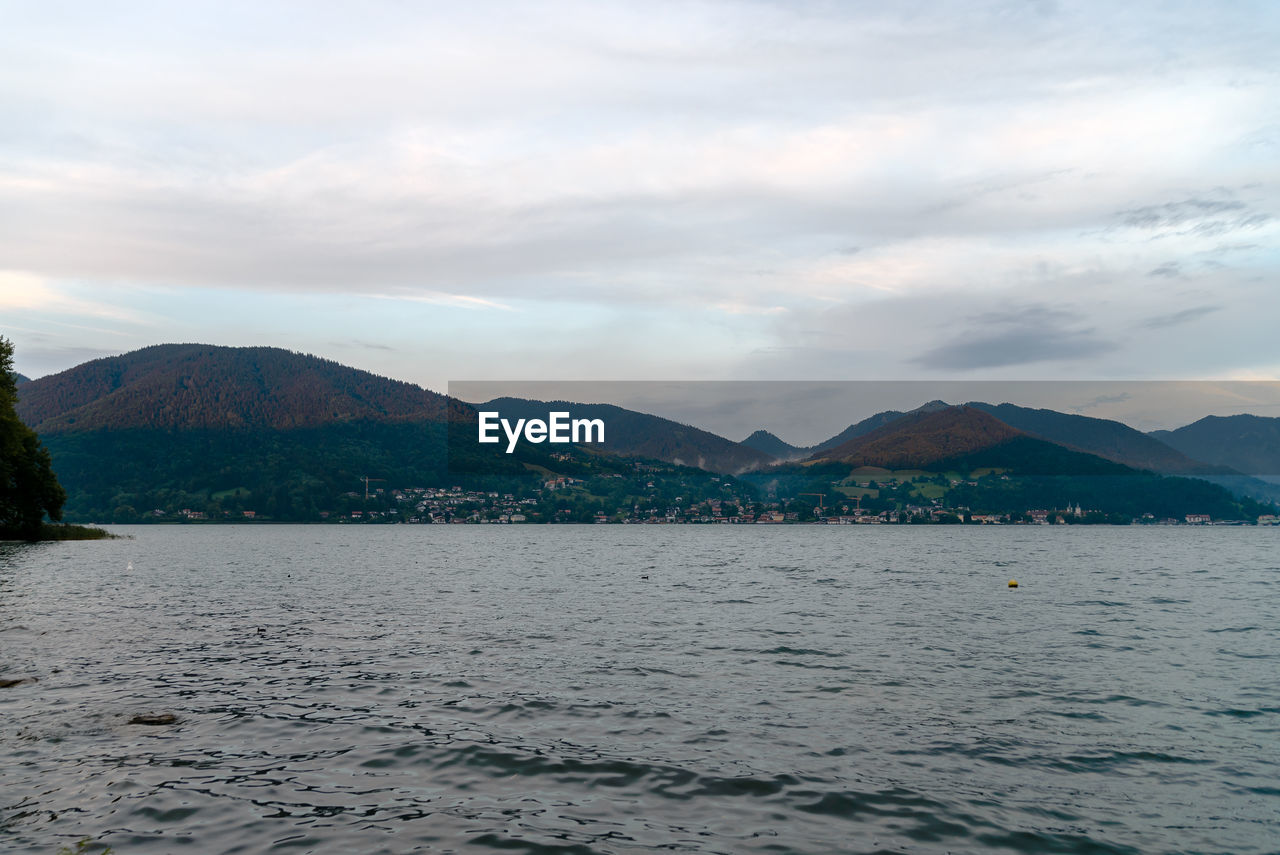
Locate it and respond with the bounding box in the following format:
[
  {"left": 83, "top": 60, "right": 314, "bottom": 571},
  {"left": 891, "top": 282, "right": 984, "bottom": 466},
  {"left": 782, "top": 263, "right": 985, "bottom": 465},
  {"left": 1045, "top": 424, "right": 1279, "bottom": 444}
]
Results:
[{"left": 1008, "top": 579, "right": 1018, "bottom": 588}]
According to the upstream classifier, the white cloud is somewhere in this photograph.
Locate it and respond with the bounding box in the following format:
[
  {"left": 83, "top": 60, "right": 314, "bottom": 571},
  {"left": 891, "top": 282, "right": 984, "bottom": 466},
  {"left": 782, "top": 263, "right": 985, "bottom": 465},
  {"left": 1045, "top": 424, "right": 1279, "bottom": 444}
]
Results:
[{"left": 1, "top": 1, "right": 1277, "bottom": 379}]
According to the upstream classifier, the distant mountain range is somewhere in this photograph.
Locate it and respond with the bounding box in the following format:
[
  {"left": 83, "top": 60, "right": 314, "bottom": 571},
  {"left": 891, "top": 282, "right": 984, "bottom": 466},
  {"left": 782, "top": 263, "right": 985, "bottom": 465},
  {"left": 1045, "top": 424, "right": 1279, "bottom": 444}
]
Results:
[
  {"left": 12, "top": 371, "right": 29, "bottom": 385},
  {"left": 1151, "top": 415, "right": 1280, "bottom": 477},
  {"left": 740, "top": 399, "right": 1232, "bottom": 476},
  {"left": 740, "top": 404, "right": 1270, "bottom": 522},
  {"left": 13, "top": 343, "right": 1280, "bottom": 521},
  {"left": 779, "top": 399, "right": 1277, "bottom": 506}
]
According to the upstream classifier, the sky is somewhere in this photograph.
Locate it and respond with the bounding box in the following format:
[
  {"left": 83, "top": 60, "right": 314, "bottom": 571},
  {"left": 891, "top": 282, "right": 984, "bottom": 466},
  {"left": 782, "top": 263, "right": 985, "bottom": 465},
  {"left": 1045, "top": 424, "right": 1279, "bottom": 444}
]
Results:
[{"left": 3, "top": 1, "right": 1279, "bottom": 406}]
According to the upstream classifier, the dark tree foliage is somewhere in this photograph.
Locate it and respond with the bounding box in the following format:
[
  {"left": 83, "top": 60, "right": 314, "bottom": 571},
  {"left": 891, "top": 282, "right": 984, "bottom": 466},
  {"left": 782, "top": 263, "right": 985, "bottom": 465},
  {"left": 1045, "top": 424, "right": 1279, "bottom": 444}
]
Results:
[{"left": 0, "top": 338, "right": 66, "bottom": 539}]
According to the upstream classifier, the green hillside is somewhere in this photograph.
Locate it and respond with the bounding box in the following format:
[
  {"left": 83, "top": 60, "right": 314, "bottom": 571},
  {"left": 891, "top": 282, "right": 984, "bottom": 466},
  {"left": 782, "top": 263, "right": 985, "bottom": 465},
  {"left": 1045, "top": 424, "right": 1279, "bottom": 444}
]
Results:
[{"left": 746, "top": 422, "right": 1272, "bottom": 522}]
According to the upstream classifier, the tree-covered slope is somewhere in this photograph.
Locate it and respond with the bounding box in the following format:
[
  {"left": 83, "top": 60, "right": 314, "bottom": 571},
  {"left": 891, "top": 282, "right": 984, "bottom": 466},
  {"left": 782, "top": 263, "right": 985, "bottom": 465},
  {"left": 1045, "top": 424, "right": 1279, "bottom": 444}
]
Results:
[
  {"left": 812, "top": 406, "right": 1023, "bottom": 468},
  {"left": 17, "top": 344, "right": 457, "bottom": 434},
  {"left": 968, "top": 402, "right": 1225, "bottom": 474},
  {"left": 1151, "top": 414, "right": 1280, "bottom": 477}
]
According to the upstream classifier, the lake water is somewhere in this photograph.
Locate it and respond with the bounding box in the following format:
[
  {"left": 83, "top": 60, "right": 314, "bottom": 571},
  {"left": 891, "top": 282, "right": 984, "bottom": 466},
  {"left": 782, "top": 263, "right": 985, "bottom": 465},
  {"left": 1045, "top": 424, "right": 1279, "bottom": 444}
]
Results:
[{"left": 1, "top": 525, "right": 1278, "bottom": 854}]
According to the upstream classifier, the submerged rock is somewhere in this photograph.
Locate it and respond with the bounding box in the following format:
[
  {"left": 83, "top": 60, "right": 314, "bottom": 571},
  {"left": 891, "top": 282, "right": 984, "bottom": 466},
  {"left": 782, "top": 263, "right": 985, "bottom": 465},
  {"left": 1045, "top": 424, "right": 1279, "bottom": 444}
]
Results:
[
  {"left": 128, "top": 713, "right": 179, "bottom": 726},
  {"left": 0, "top": 676, "right": 36, "bottom": 688}
]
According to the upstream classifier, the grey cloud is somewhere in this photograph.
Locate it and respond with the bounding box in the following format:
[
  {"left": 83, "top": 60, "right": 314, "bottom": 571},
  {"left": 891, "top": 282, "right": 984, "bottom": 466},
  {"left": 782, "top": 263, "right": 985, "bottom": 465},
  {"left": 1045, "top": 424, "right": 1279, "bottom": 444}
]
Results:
[
  {"left": 1148, "top": 262, "right": 1181, "bottom": 277},
  {"left": 1141, "top": 305, "right": 1222, "bottom": 329},
  {"left": 761, "top": 292, "right": 1126, "bottom": 377},
  {"left": 912, "top": 328, "right": 1117, "bottom": 370},
  {"left": 1074, "top": 392, "right": 1132, "bottom": 412},
  {"left": 911, "top": 301, "right": 1116, "bottom": 370},
  {"left": 332, "top": 339, "right": 396, "bottom": 352},
  {"left": 967, "top": 304, "right": 1083, "bottom": 327},
  {"left": 1118, "top": 195, "right": 1271, "bottom": 240},
  {"left": 1120, "top": 197, "right": 1246, "bottom": 228},
  {"left": 1188, "top": 214, "right": 1271, "bottom": 238}
]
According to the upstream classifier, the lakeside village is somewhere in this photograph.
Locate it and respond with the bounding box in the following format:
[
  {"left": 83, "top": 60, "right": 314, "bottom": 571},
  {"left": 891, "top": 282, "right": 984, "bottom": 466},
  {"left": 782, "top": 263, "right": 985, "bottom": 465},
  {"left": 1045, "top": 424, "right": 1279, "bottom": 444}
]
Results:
[
  {"left": 165, "top": 488, "right": 1279, "bottom": 525},
  {"left": 158, "top": 464, "right": 1278, "bottom": 527}
]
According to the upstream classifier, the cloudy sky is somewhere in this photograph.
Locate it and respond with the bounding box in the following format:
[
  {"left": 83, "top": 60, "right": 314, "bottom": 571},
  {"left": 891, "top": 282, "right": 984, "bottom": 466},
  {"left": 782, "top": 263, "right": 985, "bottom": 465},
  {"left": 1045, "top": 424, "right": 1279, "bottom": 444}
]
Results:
[{"left": 3, "top": 0, "right": 1278, "bottom": 396}]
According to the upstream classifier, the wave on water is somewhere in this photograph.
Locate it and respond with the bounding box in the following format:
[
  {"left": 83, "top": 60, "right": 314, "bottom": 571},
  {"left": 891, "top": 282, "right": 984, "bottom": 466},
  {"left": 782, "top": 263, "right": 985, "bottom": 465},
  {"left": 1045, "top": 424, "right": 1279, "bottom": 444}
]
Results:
[{"left": 2, "top": 525, "right": 1278, "bottom": 854}]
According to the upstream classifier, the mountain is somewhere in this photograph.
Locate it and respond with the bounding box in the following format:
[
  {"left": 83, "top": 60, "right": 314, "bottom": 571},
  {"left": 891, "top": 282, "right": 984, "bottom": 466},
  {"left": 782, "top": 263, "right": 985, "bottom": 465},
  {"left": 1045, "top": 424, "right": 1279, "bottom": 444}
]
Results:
[
  {"left": 807, "top": 410, "right": 906, "bottom": 455},
  {"left": 14, "top": 345, "right": 505, "bottom": 522},
  {"left": 1151, "top": 415, "right": 1280, "bottom": 477},
  {"left": 743, "top": 399, "right": 953, "bottom": 460},
  {"left": 15, "top": 344, "right": 1275, "bottom": 523},
  {"left": 745, "top": 404, "right": 1271, "bottom": 522},
  {"left": 812, "top": 406, "right": 1023, "bottom": 469},
  {"left": 14, "top": 345, "right": 772, "bottom": 522},
  {"left": 13, "top": 372, "right": 29, "bottom": 386},
  {"left": 740, "top": 429, "right": 800, "bottom": 460},
  {"left": 928, "top": 437, "right": 1262, "bottom": 521},
  {"left": 807, "top": 400, "right": 950, "bottom": 456},
  {"left": 16, "top": 343, "right": 457, "bottom": 434},
  {"left": 481, "top": 397, "right": 775, "bottom": 475},
  {"left": 967, "top": 402, "right": 1225, "bottom": 475}
]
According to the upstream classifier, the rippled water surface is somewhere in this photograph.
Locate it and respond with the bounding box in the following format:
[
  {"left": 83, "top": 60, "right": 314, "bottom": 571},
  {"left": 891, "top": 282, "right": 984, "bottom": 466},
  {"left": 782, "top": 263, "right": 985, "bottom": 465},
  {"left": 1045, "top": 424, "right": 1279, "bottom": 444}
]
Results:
[{"left": 2, "top": 525, "right": 1278, "bottom": 854}]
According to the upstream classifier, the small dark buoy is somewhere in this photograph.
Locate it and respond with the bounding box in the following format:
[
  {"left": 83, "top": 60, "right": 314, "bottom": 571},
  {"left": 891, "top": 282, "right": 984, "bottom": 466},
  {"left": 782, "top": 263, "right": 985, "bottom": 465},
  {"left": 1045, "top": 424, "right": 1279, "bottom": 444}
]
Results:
[
  {"left": 640, "top": 575, "right": 649, "bottom": 580},
  {"left": 1008, "top": 579, "right": 1018, "bottom": 588}
]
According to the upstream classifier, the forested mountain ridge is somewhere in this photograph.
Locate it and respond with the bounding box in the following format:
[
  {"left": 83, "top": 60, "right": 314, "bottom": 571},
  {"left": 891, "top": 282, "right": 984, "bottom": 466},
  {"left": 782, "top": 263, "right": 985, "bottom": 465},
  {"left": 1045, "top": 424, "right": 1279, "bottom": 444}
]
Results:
[
  {"left": 1151, "top": 414, "right": 1280, "bottom": 477},
  {"left": 967, "top": 402, "right": 1228, "bottom": 475},
  {"left": 743, "top": 406, "right": 1272, "bottom": 523},
  {"left": 13, "top": 345, "right": 767, "bottom": 522},
  {"left": 811, "top": 406, "right": 1024, "bottom": 469},
  {"left": 746, "top": 400, "right": 952, "bottom": 460},
  {"left": 16, "top": 344, "right": 458, "bottom": 434}
]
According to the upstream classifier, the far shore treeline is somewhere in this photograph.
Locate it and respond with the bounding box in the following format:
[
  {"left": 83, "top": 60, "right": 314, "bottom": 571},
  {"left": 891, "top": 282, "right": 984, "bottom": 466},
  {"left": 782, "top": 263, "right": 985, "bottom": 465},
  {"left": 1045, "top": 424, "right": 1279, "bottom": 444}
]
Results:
[{"left": 8, "top": 342, "right": 1280, "bottom": 527}]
